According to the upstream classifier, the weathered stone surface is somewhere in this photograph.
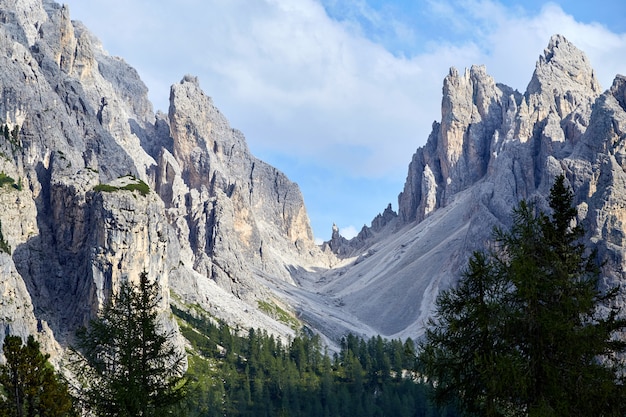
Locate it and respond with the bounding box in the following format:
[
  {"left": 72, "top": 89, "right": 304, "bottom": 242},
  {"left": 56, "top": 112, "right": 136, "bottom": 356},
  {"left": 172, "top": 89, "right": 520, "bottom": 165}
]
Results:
[
  {"left": 395, "top": 35, "right": 600, "bottom": 226},
  {"left": 310, "top": 34, "right": 626, "bottom": 340},
  {"left": 0, "top": 252, "right": 62, "bottom": 363},
  {"left": 321, "top": 204, "right": 399, "bottom": 257},
  {"left": 162, "top": 75, "right": 332, "bottom": 298},
  {"left": 395, "top": 65, "right": 512, "bottom": 225},
  {"left": 0, "top": 0, "right": 333, "bottom": 359}
]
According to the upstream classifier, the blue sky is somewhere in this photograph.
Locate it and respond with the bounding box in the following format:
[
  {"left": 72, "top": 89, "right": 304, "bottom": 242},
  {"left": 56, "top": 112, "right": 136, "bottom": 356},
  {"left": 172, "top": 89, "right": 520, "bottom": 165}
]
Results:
[{"left": 65, "top": 0, "right": 626, "bottom": 242}]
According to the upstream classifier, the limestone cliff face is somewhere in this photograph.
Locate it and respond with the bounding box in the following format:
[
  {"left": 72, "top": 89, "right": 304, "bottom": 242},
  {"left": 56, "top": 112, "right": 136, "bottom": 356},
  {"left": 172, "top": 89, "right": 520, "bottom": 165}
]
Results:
[
  {"left": 397, "top": 64, "right": 510, "bottom": 223},
  {"left": 0, "top": 0, "right": 171, "bottom": 352},
  {"left": 566, "top": 75, "right": 626, "bottom": 289},
  {"left": 307, "top": 34, "right": 626, "bottom": 339},
  {"left": 0, "top": 0, "right": 330, "bottom": 357},
  {"left": 158, "top": 75, "right": 330, "bottom": 298},
  {"left": 398, "top": 35, "right": 601, "bottom": 225}
]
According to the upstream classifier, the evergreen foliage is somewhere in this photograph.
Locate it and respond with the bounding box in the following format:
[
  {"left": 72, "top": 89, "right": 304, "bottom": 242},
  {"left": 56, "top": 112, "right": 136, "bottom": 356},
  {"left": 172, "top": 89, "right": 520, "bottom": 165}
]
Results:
[
  {"left": 420, "top": 175, "right": 626, "bottom": 416},
  {"left": 73, "top": 272, "right": 187, "bottom": 416},
  {"left": 0, "top": 335, "right": 75, "bottom": 417},
  {"left": 171, "top": 305, "right": 459, "bottom": 417},
  {"left": 93, "top": 176, "right": 150, "bottom": 196},
  {"left": 0, "top": 172, "right": 15, "bottom": 188},
  {"left": 0, "top": 219, "right": 10, "bottom": 255},
  {"left": 0, "top": 123, "right": 20, "bottom": 151}
]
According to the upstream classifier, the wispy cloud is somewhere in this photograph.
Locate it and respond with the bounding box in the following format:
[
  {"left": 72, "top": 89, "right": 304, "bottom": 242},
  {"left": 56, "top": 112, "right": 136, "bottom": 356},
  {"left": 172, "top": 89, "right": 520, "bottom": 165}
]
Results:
[{"left": 340, "top": 225, "right": 359, "bottom": 240}]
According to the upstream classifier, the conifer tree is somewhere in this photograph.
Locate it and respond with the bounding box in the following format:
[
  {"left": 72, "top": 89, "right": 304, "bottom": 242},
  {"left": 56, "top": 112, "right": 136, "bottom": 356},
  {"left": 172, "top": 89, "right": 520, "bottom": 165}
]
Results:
[
  {"left": 0, "top": 335, "right": 75, "bottom": 417},
  {"left": 420, "top": 175, "right": 626, "bottom": 416},
  {"left": 74, "top": 271, "right": 187, "bottom": 417}
]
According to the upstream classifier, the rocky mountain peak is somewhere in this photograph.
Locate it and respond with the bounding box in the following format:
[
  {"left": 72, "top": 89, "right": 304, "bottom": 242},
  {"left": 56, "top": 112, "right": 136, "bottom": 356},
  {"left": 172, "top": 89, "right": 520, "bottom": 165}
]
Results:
[
  {"left": 526, "top": 34, "right": 601, "bottom": 113},
  {"left": 0, "top": 0, "right": 337, "bottom": 358},
  {"left": 610, "top": 74, "right": 626, "bottom": 112},
  {"left": 161, "top": 73, "right": 335, "bottom": 297},
  {"left": 392, "top": 34, "right": 604, "bottom": 229},
  {"left": 168, "top": 74, "right": 250, "bottom": 192},
  {"left": 439, "top": 64, "right": 504, "bottom": 191},
  {"left": 395, "top": 62, "right": 511, "bottom": 224}
]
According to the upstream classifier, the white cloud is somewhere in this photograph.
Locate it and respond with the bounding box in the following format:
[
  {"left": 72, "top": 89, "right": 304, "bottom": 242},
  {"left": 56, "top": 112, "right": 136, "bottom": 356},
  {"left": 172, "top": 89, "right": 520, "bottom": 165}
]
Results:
[
  {"left": 197, "top": 0, "right": 434, "bottom": 177},
  {"left": 340, "top": 225, "right": 359, "bottom": 240}
]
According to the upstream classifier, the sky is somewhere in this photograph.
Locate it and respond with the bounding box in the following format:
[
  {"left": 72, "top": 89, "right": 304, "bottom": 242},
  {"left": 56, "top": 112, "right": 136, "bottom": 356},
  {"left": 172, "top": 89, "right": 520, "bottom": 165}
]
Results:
[{"left": 64, "top": 0, "right": 626, "bottom": 242}]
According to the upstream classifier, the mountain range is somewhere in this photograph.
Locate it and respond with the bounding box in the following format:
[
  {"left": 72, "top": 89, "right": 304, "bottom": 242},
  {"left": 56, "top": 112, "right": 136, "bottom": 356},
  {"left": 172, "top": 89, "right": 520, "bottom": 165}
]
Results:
[{"left": 0, "top": 0, "right": 625, "bottom": 360}]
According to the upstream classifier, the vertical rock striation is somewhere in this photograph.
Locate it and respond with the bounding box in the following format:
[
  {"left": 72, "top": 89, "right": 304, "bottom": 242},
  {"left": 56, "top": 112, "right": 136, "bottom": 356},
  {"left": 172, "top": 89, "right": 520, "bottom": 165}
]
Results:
[
  {"left": 308, "top": 35, "right": 626, "bottom": 341},
  {"left": 158, "top": 75, "right": 330, "bottom": 299},
  {"left": 0, "top": 0, "right": 332, "bottom": 357},
  {"left": 398, "top": 34, "right": 601, "bottom": 226}
]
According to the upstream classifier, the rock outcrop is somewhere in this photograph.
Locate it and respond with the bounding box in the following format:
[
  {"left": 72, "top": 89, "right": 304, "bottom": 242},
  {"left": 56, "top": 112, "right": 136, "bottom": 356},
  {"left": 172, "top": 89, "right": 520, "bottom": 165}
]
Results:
[
  {"left": 305, "top": 35, "right": 626, "bottom": 340},
  {"left": 0, "top": 0, "right": 332, "bottom": 359},
  {"left": 159, "top": 76, "right": 329, "bottom": 298},
  {"left": 322, "top": 204, "right": 399, "bottom": 257},
  {"left": 396, "top": 35, "right": 601, "bottom": 227}
]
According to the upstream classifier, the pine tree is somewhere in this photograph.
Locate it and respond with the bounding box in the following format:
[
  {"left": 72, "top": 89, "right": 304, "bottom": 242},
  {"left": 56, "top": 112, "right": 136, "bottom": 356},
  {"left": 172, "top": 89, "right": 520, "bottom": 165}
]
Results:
[
  {"left": 0, "top": 335, "right": 75, "bottom": 417},
  {"left": 420, "top": 251, "right": 514, "bottom": 416},
  {"left": 73, "top": 271, "right": 187, "bottom": 417},
  {"left": 420, "top": 175, "right": 626, "bottom": 416}
]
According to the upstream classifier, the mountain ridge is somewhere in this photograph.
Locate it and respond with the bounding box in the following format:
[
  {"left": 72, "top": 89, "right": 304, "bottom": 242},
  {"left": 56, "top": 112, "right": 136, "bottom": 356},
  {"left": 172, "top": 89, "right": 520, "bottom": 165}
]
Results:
[
  {"left": 311, "top": 33, "right": 626, "bottom": 340},
  {"left": 0, "top": 0, "right": 333, "bottom": 355}
]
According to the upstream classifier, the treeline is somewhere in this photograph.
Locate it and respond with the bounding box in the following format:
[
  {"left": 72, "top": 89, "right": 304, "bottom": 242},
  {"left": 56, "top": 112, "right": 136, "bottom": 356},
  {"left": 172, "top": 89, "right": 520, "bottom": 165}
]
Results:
[
  {"left": 172, "top": 306, "right": 458, "bottom": 417},
  {"left": 0, "top": 275, "right": 457, "bottom": 417}
]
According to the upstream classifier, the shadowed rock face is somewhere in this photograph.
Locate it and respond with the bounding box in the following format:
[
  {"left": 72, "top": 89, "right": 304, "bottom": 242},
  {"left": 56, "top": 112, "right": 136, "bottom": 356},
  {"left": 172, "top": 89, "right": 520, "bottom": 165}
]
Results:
[{"left": 1, "top": 0, "right": 625, "bottom": 353}]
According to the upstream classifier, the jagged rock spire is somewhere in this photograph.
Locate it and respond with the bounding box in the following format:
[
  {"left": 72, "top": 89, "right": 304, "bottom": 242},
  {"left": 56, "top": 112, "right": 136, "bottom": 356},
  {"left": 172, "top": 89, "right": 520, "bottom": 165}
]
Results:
[{"left": 527, "top": 34, "right": 601, "bottom": 99}]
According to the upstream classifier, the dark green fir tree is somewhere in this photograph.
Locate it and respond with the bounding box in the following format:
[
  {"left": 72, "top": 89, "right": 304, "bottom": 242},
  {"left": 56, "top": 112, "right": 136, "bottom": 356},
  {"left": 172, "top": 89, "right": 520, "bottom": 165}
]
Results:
[
  {"left": 420, "top": 175, "right": 626, "bottom": 416},
  {"left": 73, "top": 271, "right": 187, "bottom": 417}
]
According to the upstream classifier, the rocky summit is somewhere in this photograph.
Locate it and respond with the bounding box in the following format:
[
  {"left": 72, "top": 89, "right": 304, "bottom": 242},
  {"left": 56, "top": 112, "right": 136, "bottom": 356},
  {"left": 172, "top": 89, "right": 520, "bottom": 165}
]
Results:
[
  {"left": 0, "top": 0, "right": 333, "bottom": 355},
  {"left": 305, "top": 33, "right": 626, "bottom": 341},
  {"left": 0, "top": 0, "right": 625, "bottom": 360}
]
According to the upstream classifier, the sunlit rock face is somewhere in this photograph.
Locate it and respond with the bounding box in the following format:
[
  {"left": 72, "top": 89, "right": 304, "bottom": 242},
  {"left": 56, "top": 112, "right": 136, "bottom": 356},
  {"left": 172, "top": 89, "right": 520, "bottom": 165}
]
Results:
[
  {"left": 396, "top": 35, "right": 600, "bottom": 227},
  {"left": 0, "top": 0, "right": 334, "bottom": 358},
  {"left": 309, "top": 34, "right": 626, "bottom": 341},
  {"left": 163, "top": 75, "right": 331, "bottom": 297}
]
